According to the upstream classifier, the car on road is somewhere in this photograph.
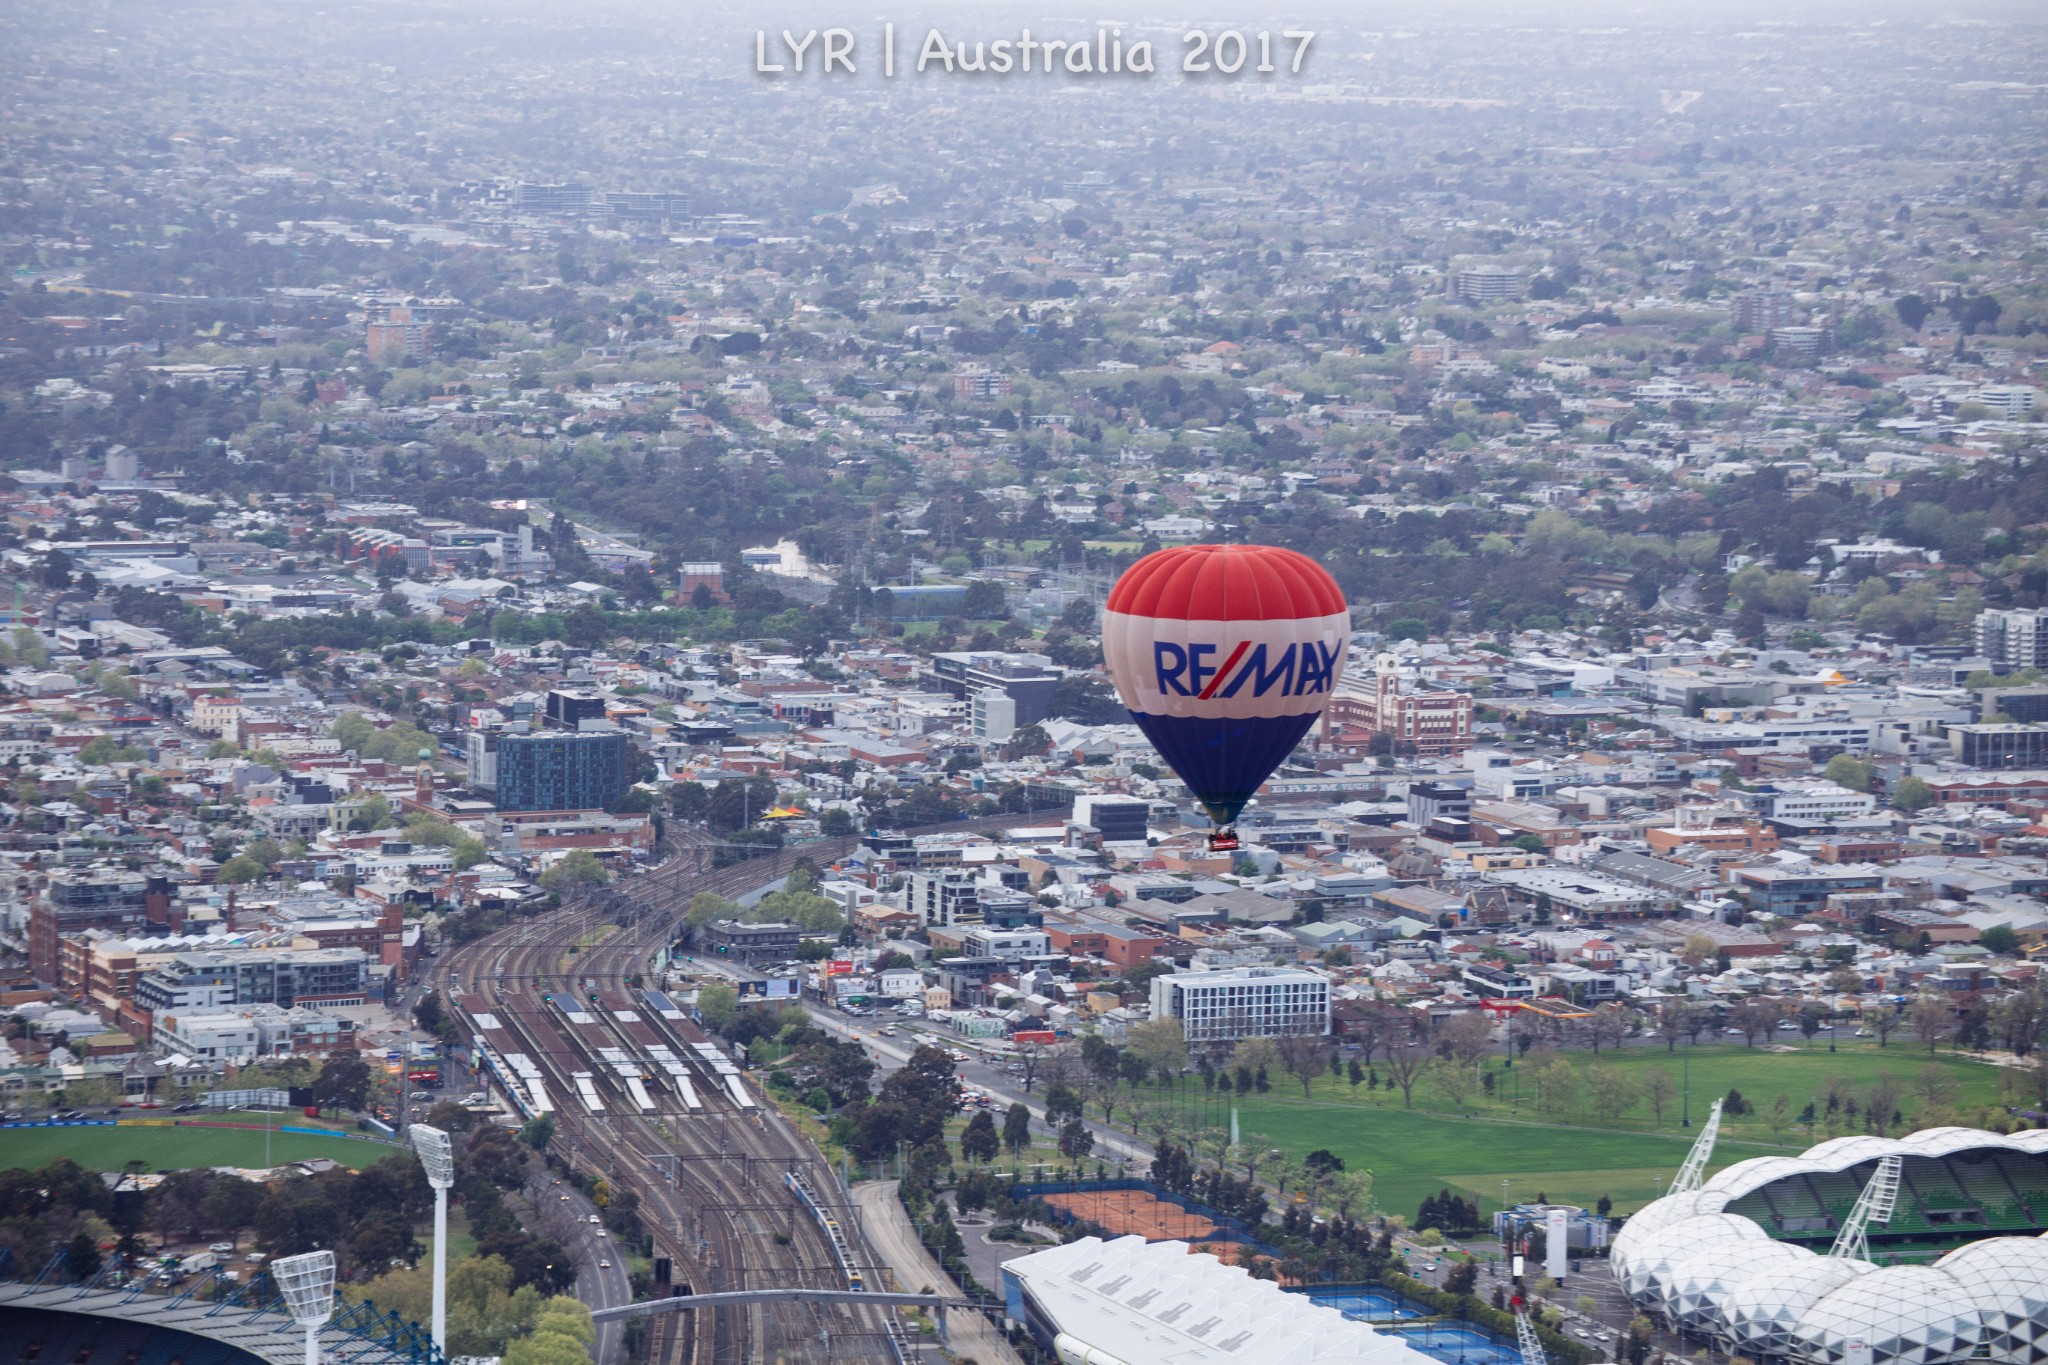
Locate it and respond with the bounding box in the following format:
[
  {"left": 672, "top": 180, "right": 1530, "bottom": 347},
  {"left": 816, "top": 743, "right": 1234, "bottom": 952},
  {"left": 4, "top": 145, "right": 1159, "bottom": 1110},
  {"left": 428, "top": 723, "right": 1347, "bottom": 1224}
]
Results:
[
  {"left": 209, "top": 1243, "right": 235, "bottom": 1254},
  {"left": 560, "top": 1194, "right": 571, "bottom": 1201},
  {"left": 599, "top": 1260, "right": 611, "bottom": 1269},
  {"left": 589, "top": 1215, "right": 601, "bottom": 1224}
]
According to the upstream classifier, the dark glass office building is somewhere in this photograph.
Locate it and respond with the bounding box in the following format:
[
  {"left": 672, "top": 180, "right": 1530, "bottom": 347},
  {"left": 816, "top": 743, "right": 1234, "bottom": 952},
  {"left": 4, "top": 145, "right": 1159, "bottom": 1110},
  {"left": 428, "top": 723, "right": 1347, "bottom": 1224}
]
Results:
[{"left": 495, "top": 731, "right": 630, "bottom": 811}]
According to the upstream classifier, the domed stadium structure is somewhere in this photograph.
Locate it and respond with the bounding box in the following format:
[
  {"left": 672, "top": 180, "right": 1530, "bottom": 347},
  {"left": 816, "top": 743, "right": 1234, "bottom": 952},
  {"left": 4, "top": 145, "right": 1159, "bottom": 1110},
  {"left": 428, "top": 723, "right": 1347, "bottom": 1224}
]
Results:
[{"left": 1617, "top": 1127, "right": 2048, "bottom": 1365}]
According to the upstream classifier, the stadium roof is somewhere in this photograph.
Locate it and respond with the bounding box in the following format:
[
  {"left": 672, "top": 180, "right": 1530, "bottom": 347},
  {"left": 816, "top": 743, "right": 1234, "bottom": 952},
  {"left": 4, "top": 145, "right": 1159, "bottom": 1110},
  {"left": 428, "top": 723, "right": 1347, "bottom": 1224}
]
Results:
[{"left": 1001, "top": 1235, "right": 1436, "bottom": 1365}]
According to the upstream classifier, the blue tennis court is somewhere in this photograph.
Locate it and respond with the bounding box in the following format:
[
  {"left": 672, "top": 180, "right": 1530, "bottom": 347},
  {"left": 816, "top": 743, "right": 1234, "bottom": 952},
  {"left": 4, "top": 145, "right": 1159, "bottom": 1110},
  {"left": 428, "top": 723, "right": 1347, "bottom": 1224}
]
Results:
[
  {"left": 1390, "top": 1323, "right": 1524, "bottom": 1365},
  {"left": 1303, "top": 1289, "right": 1428, "bottom": 1321}
]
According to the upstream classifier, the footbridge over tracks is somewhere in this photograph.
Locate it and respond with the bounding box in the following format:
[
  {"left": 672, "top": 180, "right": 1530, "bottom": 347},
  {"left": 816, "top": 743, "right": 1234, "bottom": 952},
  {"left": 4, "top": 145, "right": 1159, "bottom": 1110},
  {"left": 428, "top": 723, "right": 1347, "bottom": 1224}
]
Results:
[{"left": 588, "top": 1288, "right": 975, "bottom": 1342}]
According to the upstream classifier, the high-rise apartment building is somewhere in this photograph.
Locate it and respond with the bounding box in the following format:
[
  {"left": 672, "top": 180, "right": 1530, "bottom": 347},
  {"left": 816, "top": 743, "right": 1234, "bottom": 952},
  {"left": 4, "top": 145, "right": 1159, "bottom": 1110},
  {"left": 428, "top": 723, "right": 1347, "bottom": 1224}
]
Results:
[
  {"left": 30, "top": 870, "right": 153, "bottom": 984},
  {"left": 494, "top": 731, "right": 630, "bottom": 812},
  {"left": 1730, "top": 290, "right": 1800, "bottom": 333},
  {"left": 366, "top": 306, "right": 432, "bottom": 365},
  {"left": 928, "top": 652, "right": 1059, "bottom": 724},
  {"left": 1977, "top": 608, "right": 2048, "bottom": 670},
  {"left": 1452, "top": 266, "right": 1522, "bottom": 302},
  {"left": 544, "top": 689, "right": 608, "bottom": 731},
  {"left": 906, "top": 870, "right": 983, "bottom": 928},
  {"left": 133, "top": 948, "right": 371, "bottom": 1014}
]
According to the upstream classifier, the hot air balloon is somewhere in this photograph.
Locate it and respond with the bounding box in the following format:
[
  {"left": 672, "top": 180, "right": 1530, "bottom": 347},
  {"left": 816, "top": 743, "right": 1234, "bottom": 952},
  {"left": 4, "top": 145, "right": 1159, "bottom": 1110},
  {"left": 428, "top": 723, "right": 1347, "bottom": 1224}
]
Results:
[{"left": 1101, "top": 544, "right": 1350, "bottom": 851}]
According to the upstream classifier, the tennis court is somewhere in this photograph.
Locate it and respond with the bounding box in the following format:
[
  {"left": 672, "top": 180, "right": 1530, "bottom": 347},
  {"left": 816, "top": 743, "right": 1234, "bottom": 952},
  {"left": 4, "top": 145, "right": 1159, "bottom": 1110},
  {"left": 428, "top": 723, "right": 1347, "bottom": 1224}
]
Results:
[
  {"left": 1302, "top": 1288, "right": 1428, "bottom": 1322},
  {"left": 1040, "top": 1187, "right": 1234, "bottom": 1243},
  {"left": 1390, "top": 1323, "right": 1523, "bottom": 1365}
]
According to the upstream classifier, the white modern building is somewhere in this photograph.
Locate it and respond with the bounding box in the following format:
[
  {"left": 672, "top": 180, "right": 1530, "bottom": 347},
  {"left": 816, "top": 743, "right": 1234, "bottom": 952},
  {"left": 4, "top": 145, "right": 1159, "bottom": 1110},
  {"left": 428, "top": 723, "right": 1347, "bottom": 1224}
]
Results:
[
  {"left": 1613, "top": 1127, "right": 2048, "bottom": 1365},
  {"left": 907, "top": 870, "right": 983, "bottom": 928},
  {"left": 1978, "top": 608, "right": 2048, "bottom": 671},
  {"left": 1148, "top": 966, "right": 1330, "bottom": 1042},
  {"left": 154, "top": 1009, "right": 263, "bottom": 1063},
  {"left": 1974, "top": 386, "right": 2039, "bottom": 420},
  {"left": 1002, "top": 1235, "right": 1435, "bottom": 1365},
  {"left": 971, "top": 689, "right": 1017, "bottom": 743},
  {"left": 1484, "top": 868, "right": 1659, "bottom": 918},
  {"left": 1452, "top": 265, "right": 1522, "bottom": 302},
  {"left": 1762, "top": 783, "right": 1880, "bottom": 825},
  {"left": 961, "top": 927, "right": 1051, "bottom": 961}
]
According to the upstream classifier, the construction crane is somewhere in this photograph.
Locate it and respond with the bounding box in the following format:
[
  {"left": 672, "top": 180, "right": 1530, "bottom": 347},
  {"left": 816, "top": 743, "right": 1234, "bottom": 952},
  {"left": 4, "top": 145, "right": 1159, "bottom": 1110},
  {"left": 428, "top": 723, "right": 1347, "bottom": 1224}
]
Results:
[
  {"left": 1829, "top": 1155, "right": 1902, "bottom": 1263},
  {"left": 1515, "top": 1304, "right": 1548, "bottom": 1365},
  {"left": 1669, "top": 1098, "right": 1724, "bottom": 1194}
]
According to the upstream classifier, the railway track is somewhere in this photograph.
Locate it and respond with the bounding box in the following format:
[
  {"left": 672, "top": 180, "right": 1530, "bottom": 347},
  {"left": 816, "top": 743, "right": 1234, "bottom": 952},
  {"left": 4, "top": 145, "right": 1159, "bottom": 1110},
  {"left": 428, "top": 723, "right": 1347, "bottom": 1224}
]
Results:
[{"left": 437, "top": 843, "right": 901, "bottom": 1365}]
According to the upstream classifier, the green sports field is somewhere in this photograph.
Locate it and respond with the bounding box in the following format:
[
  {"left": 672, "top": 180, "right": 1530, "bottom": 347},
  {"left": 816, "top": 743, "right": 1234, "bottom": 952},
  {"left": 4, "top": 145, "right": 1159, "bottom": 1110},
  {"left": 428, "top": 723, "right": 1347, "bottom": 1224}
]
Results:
[
  {"left": 1144, "top": 1041, "right": 2018, "bottom": 1223},
  {"left": 0, "top": 1112, "right": 400, "bottom": 1173}
]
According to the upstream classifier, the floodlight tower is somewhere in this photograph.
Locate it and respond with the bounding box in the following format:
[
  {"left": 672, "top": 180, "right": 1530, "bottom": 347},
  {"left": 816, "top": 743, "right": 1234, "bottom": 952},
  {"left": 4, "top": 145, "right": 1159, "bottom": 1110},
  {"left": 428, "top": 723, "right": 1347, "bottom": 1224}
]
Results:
[
  {"left": 409, "top": 1123, "right": 455, "bottom": 1353},
  {"left": 272, "top": 1250, "right": 336, "bottom": 1365}
]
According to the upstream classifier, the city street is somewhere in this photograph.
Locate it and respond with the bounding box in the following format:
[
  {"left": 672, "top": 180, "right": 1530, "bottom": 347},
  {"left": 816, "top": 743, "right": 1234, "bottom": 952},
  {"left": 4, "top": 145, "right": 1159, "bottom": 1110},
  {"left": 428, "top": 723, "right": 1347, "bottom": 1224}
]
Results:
[{"left": 850, "top": 1179, "right": 1023, "bottom": 1365}]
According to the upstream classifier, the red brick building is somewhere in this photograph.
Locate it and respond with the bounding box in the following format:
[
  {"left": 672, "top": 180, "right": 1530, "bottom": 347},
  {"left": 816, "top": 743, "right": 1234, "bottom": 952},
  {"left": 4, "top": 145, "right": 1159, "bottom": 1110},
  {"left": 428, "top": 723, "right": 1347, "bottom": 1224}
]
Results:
[{"left": 1328, "top": 655, "right": 1473, "bottom": 756}]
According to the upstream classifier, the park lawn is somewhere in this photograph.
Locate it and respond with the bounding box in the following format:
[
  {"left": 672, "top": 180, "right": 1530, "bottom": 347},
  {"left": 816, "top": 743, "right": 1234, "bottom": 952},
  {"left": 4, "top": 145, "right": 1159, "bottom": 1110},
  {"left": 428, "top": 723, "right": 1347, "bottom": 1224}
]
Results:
[
  {"left": 1137, "top": 1041, "right": 2015, "bottom": 1222},
  {"left": 1552, "top": 1040, "right": 2012, "bottom": 1139},
  {"left": 0, "top": 1112, "right": 398, "bottom": 1174},
  {"left": 1165, "top": 1093, "right": 1702, "bottom": 1222},
  {"left": 1276, "top": 1040, "right": 2010, "bottom": 1145},
  {"left": 425, "top": 1205, "right": 479, "bottom": 1264}
]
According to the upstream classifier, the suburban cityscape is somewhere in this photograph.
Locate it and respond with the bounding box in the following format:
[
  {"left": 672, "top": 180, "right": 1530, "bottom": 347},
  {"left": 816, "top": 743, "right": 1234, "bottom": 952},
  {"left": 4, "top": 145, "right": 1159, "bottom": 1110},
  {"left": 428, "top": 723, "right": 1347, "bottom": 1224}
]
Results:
[{"left": 3, "top": 2, "right": 2048, "bottom": 1365}]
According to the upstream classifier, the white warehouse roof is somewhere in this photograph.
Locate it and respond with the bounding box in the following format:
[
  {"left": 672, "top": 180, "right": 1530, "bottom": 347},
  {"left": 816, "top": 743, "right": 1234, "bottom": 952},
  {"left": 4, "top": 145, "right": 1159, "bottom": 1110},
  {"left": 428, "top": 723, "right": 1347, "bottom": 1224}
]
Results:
[{"left": 1003, "top": 1235, "right": 1436, "bottom": 1365}]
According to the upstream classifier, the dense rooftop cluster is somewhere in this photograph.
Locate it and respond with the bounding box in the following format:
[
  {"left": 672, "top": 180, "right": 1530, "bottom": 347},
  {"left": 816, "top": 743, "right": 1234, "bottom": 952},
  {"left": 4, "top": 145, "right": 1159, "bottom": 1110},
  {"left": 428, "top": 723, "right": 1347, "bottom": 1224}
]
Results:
[{"left": 0, "top": 3, "right": 2044, "bottom": 1146}]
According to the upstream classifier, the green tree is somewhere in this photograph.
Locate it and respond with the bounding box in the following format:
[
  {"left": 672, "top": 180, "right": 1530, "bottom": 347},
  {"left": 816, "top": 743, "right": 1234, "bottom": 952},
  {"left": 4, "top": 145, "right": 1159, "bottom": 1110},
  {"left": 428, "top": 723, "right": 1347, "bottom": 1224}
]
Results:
[
  {"left": 502, "top": 1298, "right": 595, "bottom": 1365},
  {"left": 311, "top": 1051, "right": 371, "bottom": 1113},
  {"left": 961, "top": 579, "right": 1008, "bottom": 618},
  {"left": 1891, "top": 776, "right": 1934, "bottom": 812},
  {"left": 1127, "top": 1017, "right": 1188, "bottom": 1079},
  {"left": 332, "top": 711, "right": 376, "bottom": 753},
  {"left": 200, "top": 1175, "right": 264, "bottom": 1246},
  {"left": 1823, "top": 754, "right": 1873, "bottom": 792},
  {"left": 1980, "top": 924, "right": 2020, "bottom": 956},
  {"left": 687, "top": 891, "right": 741, "bottom": 927},
  {"left": 1003, "top": 1101, "right": 1032, "bottom": 1156},
  {"left": 959, "top": 1109, "right": 1000, "bottom": 1163},
  {"left": 348, "top": 793, "right": 395, "bottom": 831},
  {"left": 538, "top": 850, "right": 610, "bottom": 888},
  {"left": 65, "top": 1231, "right": 101, "bottom": 1282},
  {"left": 698, "top": 981, "right": 738, "bottom": 1031},
  {"left": 216, "top": 855, "right": 264, "bottom": 884},
  {"left": 752, "top": 873, "right": 845, "bottom": 933},
  {"left": 77, "top": 735, "right": 142, "bottom": 765},
  {"left": 519, "top": 1113, "right": 556, "bottom": 1151}
]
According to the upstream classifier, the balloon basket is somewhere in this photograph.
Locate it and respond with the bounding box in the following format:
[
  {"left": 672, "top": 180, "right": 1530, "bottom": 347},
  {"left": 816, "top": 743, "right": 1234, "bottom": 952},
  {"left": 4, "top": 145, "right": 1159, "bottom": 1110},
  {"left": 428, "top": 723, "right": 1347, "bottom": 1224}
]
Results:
[{"left": 1207, "top": 830, "right": 1241, "bottom": 853}]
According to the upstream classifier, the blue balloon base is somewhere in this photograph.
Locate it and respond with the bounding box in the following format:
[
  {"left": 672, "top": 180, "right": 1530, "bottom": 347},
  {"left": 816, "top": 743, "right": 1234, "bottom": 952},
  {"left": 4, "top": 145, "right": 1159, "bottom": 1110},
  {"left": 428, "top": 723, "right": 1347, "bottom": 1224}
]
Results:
[{"left": 1125, "top": 708, "right": 1320, "bottom": 828}]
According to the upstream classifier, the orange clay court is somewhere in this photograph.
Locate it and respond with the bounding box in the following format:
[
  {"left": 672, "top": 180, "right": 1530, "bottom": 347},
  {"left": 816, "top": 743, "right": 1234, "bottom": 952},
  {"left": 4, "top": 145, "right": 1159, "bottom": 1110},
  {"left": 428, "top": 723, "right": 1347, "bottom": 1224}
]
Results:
[{"left": 1041, "top": 1188, "right": 1233, "bottom": 1243}]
